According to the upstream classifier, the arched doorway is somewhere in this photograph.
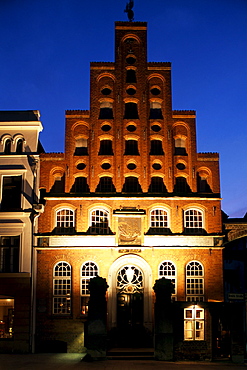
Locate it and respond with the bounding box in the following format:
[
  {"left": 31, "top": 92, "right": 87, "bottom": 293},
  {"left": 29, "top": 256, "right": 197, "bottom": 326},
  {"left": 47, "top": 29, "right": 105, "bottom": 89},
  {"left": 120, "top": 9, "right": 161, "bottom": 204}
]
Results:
[{"left": 108, "top": 255, "right": 153, "bottom": 348}]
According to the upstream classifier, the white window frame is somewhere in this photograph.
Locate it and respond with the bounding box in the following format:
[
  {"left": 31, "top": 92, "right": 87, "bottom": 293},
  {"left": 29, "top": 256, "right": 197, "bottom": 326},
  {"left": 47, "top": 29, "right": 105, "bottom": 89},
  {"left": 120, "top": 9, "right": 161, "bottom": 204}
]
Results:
[
  {"left": 186, "top": 261, "right": 204, "bottom": 302},
  {"left": 89, "top": 208, "right": 110, "bottom": 229},
  {"left": 158, "top": 260, "right": 177, "bottom": 297},
  {"left": 150, "top": 207, "right": 169, "bottom": 228},
  {"left": 184, "top": 208, "right": 204, "bottom": 229},
  {"left": 80, "top": 261, "right": 99, "bottom": 315},
  {"left": 55, "top": 208, "right": 75, "bottom": 228},
  {"left": 184, "top": 305, "right": 205, "bottom": 341},
  {"left": 53, "top": 261, "right": 71, "bottom": 315}
]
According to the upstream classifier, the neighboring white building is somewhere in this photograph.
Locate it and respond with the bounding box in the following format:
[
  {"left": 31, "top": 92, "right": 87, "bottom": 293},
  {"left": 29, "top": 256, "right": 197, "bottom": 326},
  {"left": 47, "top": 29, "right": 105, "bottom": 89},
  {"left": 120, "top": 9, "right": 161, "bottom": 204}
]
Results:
[{"left": 0, "top": 110, "right": 43, "bottom": 353}]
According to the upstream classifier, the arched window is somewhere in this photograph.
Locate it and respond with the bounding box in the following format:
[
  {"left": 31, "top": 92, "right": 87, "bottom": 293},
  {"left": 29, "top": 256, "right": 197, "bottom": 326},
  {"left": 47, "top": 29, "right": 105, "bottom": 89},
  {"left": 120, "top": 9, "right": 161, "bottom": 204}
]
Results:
[
  {"left": 16, "top": 139, "right": 24, "bottom": 154},
  {"left": 159, "top": 261, "right": 176, "bottom": 297},
  {"left": 197, "top": 173, "right": 212, "bottom": 193},
  {"left": 81, "top": 261, "right": 99, "bottom": 315},
  {"left": 122, "top": 176, "right": 142, "bottom": 193},
  {"left": 150, "top": 208, "right": 168, "bottom": 228},
  {"left": 98, "top": 139, "right": 114, "bottom": 155},
  {"left": 184, "top": 208, "right": 204, "bottom": 234},
  {"left": 150, "top": 140, "right": 164, "bottom": 155},
  {"left": 124, "top": 139, "right": 139, "bottom": 155},
  {"left": 124, "top": 102, "right": 139, "bottom": 119},
  {"left": 55, "top": 208, "right": 75, "bottom": 233},
  {"left": 96, "top": 176, "right": 116, "bottom": 192},
  {"left": 4, "top": 139, "right": 11, "bottom": 154},
  {"left": 89, "top": 209, "right": 110, "bottom": 234},
  {"left": 186, "top": 261, "right": 204, "bottom": 302},
  {"left": 148, "top": 177, "right": 167, "bottom": 193},
  {"left": 53, "top": 262, "right": 71, "bottom": 314}
]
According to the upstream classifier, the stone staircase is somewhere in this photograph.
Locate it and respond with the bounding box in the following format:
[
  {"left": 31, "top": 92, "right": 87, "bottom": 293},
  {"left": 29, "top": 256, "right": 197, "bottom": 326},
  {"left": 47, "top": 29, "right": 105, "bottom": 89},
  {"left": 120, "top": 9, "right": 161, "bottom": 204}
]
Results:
[{"left": 107, "top": 348, "right": 154, "bottom": 360}]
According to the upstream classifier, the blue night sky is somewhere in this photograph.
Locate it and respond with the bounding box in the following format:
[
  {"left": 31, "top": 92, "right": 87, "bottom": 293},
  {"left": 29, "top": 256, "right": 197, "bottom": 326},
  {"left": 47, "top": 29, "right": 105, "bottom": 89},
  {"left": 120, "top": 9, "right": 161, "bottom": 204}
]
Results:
[{"left": 0, "top": 0, "right": 246, "bottom": 218}]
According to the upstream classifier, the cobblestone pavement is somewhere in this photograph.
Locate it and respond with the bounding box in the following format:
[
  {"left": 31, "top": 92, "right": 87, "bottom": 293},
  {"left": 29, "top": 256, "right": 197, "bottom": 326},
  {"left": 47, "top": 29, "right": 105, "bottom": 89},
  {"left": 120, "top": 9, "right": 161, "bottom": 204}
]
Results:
[{"left": 0, "top": 354, "right": 246, "bottom": 370}]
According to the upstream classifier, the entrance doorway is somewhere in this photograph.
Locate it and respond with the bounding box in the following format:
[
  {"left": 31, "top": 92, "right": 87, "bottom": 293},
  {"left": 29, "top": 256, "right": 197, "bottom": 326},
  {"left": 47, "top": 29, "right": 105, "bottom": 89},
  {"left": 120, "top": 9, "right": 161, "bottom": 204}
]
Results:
[{"left": 108, "top": 255, "right": 153, "bottom": 348}]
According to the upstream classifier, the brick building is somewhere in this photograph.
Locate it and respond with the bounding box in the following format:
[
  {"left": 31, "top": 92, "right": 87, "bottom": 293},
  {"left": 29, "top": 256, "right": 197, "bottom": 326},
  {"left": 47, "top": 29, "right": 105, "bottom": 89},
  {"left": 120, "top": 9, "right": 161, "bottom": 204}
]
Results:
[{"left": 35, "top": 21, "right": 225, "bottom": 359}]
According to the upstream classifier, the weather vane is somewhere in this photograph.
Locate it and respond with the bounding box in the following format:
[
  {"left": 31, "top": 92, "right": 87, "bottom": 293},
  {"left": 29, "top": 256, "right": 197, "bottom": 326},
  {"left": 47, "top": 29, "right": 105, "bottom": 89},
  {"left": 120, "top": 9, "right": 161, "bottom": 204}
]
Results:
[{"left": 124, "top": 0, "right": 134, "bottom": 22}]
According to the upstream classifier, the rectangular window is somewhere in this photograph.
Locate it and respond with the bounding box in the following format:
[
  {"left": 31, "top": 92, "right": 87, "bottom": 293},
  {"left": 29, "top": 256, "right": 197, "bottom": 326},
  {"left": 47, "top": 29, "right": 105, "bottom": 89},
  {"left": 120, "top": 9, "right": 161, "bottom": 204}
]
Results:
[
  {"left": 184, "top": 306, "right": 204, "bottom": 341},
  {"left": 0, "top": 236, "right": 20, "bottom": 273},
  {"left": 0, "top": 298, "right": 14, "bottom": 338},
  {"left": 1, "top": 176, "right": 22, "bottom": 211}
]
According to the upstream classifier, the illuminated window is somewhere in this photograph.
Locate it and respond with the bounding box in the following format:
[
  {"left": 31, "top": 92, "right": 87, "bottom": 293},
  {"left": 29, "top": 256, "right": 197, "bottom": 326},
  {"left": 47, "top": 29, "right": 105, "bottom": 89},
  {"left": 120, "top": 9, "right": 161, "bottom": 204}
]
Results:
[
  {"left": 81, "top": 261, "right": 99, "bottom": 315},
  {"left": 150, "top": 209, "right": 168, "bottom": 228},
  {"left": 184, "top": 306, "right": 204, "bottom": 340},
  {"left": 0, "top": 236, "right": 20, "bottom": 273},
  {"left": 0, "top": 297, "right": 14, "bottom": 338},
  {"left": 184, "top": 209, "right": 203, "bottom": 229},
  {"left": 186, "top": 261, "right": 204, "bottom": 302},
  {"left": 90, "top": 209, "right": 110, "bottom": 234},
  {"left": 56, "top": 209, "right": 75, "bottom": 231},
  {"left": 159, "top": 261, "right": 176, "bottom": 296},
  {"left": 53, "top": 262, "right": 71, "bottom": 315}
]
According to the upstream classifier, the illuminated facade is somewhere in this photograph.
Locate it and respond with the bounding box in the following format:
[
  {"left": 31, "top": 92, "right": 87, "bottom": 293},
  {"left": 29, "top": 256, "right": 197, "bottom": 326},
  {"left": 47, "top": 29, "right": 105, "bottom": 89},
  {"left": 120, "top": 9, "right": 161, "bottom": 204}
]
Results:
[
  {"left": 0, "top": 111, "right": 43, "bottom": 352},
  {"left": 36, "top": 22, "right": 224, "bottom": 358}
]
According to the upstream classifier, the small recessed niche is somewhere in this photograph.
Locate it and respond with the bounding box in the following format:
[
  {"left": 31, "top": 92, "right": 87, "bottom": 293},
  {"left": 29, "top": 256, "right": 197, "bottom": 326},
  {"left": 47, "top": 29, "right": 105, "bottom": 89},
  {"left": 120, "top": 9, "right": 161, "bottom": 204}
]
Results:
[
  {"left": 101, "top": 87, "right": 112, "bottom": 95},
  {"left": 127, "top": 163, "right": 136, "bottom": 170},
  {"left": 151, "top": 124, "right": 161, "bottom": 132},
  {"left": 126, "top": 56, "right": 136, "bottom": 65},
  {"left": 126, "top": 87, "right": 136, "bottom": 95},
  {"left": 101, "top": 163, "right": 111, "bottom": 170},
  {"left": 101, "top": 124, "right": 112, "bottom": 132},
  {"left": 76, "top": 163, "right": 86, "bottom": 170},
  {"left": 150, "top": 87, "right": 161, "bottom": 96},
  {"left": 152, "top": 163, "right": 162, "bottom": 170},
  {"left": 176, "top": 163, "right": 186, "bottom": 170},
  {"left": 126, "top": 124, "right": 136, "bottom": 132}
]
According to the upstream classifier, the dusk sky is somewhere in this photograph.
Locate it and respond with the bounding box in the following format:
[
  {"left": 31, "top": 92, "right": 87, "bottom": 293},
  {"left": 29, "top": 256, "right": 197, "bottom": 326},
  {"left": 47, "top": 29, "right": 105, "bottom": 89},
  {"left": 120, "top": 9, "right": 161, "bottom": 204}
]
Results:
[{"left": 0, "top": 0, "right": 246, "bottom": 218}]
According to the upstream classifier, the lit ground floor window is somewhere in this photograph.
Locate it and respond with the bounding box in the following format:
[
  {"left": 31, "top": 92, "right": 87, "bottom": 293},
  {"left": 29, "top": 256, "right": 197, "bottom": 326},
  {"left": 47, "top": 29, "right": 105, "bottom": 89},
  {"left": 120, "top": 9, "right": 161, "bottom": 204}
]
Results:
[
  {"left": 0, "top": 297, "right": 14, "bottom": 338},
  {"left": 184, "top": 305, "right": 204, "bottom": 341}
]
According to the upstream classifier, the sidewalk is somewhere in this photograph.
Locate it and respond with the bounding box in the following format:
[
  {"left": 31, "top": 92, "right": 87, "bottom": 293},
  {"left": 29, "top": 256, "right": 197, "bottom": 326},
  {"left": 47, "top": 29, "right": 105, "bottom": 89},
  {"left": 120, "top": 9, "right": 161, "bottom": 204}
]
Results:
[{"left": 0, "top": 354, "right": 246, "bottom": 370}]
